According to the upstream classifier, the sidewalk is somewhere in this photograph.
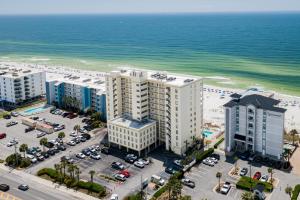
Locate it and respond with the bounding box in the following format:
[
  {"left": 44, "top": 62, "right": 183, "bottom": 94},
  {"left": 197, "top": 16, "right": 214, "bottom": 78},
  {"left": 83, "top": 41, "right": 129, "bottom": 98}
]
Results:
[{"left": 0, "top": 164, "right": 100, "bottom": 200}]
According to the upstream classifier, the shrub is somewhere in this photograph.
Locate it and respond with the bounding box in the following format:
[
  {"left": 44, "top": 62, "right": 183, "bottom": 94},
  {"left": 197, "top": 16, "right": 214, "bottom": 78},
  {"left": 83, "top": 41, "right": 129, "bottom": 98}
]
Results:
[
  {"left": 19, "top": 158, "right": 31, "bottom": 168},
  {"left": 152, "top": 185, "right": 167, "bottom": 199},
  {"left": 292, "top": 184, "right": 300, "bottom": 200},
  {"left": 77, "top": 181, "right": 106, "bottom": 196},
  {"left": 214, "top": 138, "right": 224, "bottom": 149},
  {"left": 236, "top": 176, "right": 273, "bottom": 192},
  {"left": 37, "top": 168, "right": 58, "bottom": 179}
]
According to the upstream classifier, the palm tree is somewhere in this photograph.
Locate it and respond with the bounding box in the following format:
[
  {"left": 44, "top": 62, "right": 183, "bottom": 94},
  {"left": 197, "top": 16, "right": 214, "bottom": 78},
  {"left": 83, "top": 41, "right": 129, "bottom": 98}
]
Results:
[
  {"left": 58, "top": 132, "right": 65, "bottom": 144},
  {"left": 61, "top": 160, "right": 67, "bottom": 177},
  {"left": 73, "top": 125, "right": 81, "bottom": 135},
  {"left": 285, "top": 186, "right": 293, "bottom": 199},
  {"left": 216, "top": 172, "right": 222, "bottom": 191},
  {"left": 39, "top": 137, "right": 48, "bottom": 152},
  {"left": 19, "top": 143, "right": 28, "bottom": 158},
  {"left": 241, "top": 191, "right": 255, "bottom": 200},
  {"left": 54, "top": 164, "right": 63, "bottom": 183},
  {"left": 290, "top": 129, "right": 298, "bottom": 146},
  {"left": 267, "top": 167, "right": 274, "bottom": 184},
  {"left": 89, "top": 170, "right": 96, "bottom": 183},
  {"left": 75, "top": 166, "right": 81, "bottom": 182},
  {"left": 67, "top": 164, "right": 75, "bottom": 179}
]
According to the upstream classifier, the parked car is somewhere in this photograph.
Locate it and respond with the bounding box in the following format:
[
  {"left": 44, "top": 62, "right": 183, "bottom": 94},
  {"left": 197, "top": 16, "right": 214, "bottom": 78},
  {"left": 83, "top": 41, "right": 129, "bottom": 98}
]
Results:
[
  {"left": 37, "top": 155, "right": 45, "bottom": 161},
  {"left": 181, "top": 178, "right": 195, "bottom": 188},
  {"left": 18, "top": 184, "right": 29, "bottom": 191},
  {"left": 134, "top": 160, "right": 145, "bottom": 168},
  {"left": 165, "top": 167, "right": 176, "bottom": 174},
  {"left": 211, "top": 153, "right": 220, "bottom": 160},
  {"left": 80, "top": 137, "right": 87, "bottom": 142},
  {"left": 70, "top": 131, "right": 77, "bottom": 137},
  {"left": 0, "top": 184, "right": 10, "bottom": 191},
  {"left": 110, "top": 194, "right": 119, "bottom": 200},
  {"left": 0, "top": 133, "right": 6, "bottom": 139},
  {"left": 47, "top": 149, "right": 56, "bottom": 156},
  {"left": 37, "top": 132, "right": 47, "bottom": 138},
  {"left": 249, "top": 154, "right": 256, "bottom": 162},
  {"left": 253, "top": 172, "right": 262, "bottom": 180},
  {"left": 111, "top": 162, "right": 125, "bottom": 170},
  {"left": 202, "top": 158, "right": 214, "bottom": 166},
  {"left": 90, "top": 153, "right": 101, "bottom": 160},
  {"left": 82, "top": 149, "right": 91, "bottom": 156},
  {"left": 81, "top": 133, "right": 91, "bottom": 140},
  {"left": 101, "top": 147, "right": 110, "bottom": 154},
  {"left": 173, "top": 159, "right": 183, "bottom": 167},
  {"left": 57, "top": 145, "right": 66, "bottom": 151},
  {"left": 221, "top": 182, "right": 231, "bottom": 194},
  {"left": 7, "top": 140, "right": 18, "bottom": 147},
  {"left": 11, "top": 112, "right": 19, "bottom": 117},
  {"left": 240, "top": 168, "right": 248, "bottom": 176},
  {"left": 3, "top": 114, "right": 11, "bottom": 119},
  {"left": 139, "top": 158, "right": 150, "bottom": 165},
  {"left": 6, "top": 121, "right": 18, "bottom": 127},
  {"left": 27, "top": 155, "right": 37, "bottom": 163},
  {"left": 239, "top": 151, "right": 251, "bottom": 160},
  {"left": 125, "top": 154, "right": 138, "bottom": 163},
  {"left": 41, "top": 152, "right": 49, "bottom": 158},
  {"left": 79, "top": 128, "right": 88, "bottom": 134},
  {"left": 114, "top": 174, "right": 126, "bottom": 182},
  {"left": 260, "top": 175, "right": 269, "bottom": 182},
  {"left": 118, "top": 170, "right": 130, "bottom": 178},
  {"left": 151, "top": 175, "right": 165, "bottom": 186},
  {"left": 25, "top": 127, "right": 34, "bottom": 133},
  {"left": 76, "top": 153, "right": 86, "bottom": 159},
  {"left": 67, "top": 140, "right": 76, "bottom": 146},
  {"left": 208, "top": 157, "right": 218, "bottom": 164}
]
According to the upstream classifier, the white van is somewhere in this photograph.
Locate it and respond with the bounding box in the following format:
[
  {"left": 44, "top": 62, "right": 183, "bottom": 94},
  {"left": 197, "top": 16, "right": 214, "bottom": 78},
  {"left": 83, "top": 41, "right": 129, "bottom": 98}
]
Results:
[
  {"left": 151, "top": 175, "right": 165, "bottom": 186},
  {"left": 27, "top": 154, "right": 37, "bottom": 163}
]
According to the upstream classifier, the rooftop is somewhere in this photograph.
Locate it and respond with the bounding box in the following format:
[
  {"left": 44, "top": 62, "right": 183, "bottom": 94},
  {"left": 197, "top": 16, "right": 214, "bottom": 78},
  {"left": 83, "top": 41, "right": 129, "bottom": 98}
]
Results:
[
  {"left": 111, "top": 69, "right": 202, "bottom": 87},
  {"left": 224, "top": 92, "right": 286, "bottom": 113},
  {"left": 0, "top": 64, "right": 44, "bottom": 78},
  {"left": 109, "top": 116, "right": 156, "bottom": 130}
]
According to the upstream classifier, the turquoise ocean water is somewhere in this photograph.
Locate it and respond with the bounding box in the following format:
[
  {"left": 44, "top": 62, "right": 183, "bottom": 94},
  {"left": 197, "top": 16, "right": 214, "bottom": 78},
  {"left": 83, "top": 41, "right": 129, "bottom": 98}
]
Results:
[{"left": 0, "top": 13, "right": 299, "bottom": 95}]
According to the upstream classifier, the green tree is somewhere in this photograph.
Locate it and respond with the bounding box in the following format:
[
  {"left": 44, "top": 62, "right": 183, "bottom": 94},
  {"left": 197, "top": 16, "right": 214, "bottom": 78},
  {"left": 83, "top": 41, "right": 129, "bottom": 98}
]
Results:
[
  {"left": 216, "top": 172, "right": 222, "bottom": 191},
  {"left": 19, "top": 143, "right": 28, "bottom": 158},
  {"left": 268, "top": 167, "right": 274, "bottom": 184},
  {"left": 39, "top": 137, "right": 48, "bottom": 152},
  {"left": 58, "top": 132, "right": 65, "bottom": 144},
  {"left": 89, "top": 170, "right": 96, "bottom": 184},
  {"left": 73, "top": 124, "right": 81, "bottom": 135},
  {"left": 241, "top": 191, "right": 255, "bottom": 200},
  {"left": 285, "top": 186, "right": 293, "bottom": 199},
  {"left": 67, "top": 164, "right": 75, "bottom": 179},
  {"left": 61, "top": 160, "right": 67, "bottom": 177}
]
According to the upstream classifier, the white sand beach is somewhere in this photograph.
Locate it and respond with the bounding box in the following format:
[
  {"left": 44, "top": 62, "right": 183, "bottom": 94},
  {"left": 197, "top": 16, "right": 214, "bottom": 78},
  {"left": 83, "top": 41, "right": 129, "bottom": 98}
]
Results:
[{"left": 1, "top": 61, "right": 299, "bottom": 132}]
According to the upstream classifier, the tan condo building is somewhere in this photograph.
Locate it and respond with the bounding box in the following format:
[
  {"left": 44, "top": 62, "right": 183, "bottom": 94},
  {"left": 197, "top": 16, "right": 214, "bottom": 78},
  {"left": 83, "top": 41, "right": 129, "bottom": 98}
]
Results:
[{"left": 106, "top": 69, "right": 203, "bottom": 156}]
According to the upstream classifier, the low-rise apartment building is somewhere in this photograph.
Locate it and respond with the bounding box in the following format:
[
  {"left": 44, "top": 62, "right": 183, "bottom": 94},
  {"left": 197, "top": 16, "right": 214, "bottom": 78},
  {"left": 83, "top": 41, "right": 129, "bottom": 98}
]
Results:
[
  {"left": 46, "top": 75, "right": 106, "bottom": 119},
  {"left": 224, "top": 91, "right": 286, "bottom": 159},
  {"left": 106, "top": 69, "right": 203, "bottom": 155},
  {"left": 0, "top": 66, "right": 45, "bottom": 107}
]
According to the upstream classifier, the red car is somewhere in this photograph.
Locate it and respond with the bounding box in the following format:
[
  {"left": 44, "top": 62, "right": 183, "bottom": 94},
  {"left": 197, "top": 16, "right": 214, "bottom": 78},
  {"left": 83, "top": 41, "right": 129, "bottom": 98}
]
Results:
[
  {"left": 253, "top": 172, "right": 261, "bottom": 180},
  {"left": 0, "top": 133, "right": 6, "bottom": 139},
  {"left": 119, "top": 170, "right": 130, "bottom": 178}
]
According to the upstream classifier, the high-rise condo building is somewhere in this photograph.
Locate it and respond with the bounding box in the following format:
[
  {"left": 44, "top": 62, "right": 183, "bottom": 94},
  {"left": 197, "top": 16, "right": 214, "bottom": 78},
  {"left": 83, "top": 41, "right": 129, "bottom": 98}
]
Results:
[
  {"left": 224, "top": 91, "right": 286, "bottom": 159},
  {"left": 106, "top": 69, "right": 203, "bottom": 156},
  {"left": 0, "top": 66, "right": 45, "bottom": 107}
]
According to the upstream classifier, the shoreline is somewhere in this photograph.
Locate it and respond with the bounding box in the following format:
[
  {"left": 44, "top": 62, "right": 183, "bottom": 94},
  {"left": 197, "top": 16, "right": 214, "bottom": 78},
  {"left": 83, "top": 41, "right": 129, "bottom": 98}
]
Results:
[{"left": 1, "top": 61, "right": 299, "bottom": 131}]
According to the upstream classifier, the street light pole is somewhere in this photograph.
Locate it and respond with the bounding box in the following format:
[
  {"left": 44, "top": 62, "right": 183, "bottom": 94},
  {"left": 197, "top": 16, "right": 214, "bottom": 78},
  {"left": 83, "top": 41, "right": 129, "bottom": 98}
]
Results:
[{"left": 249, "top": 162, "right": 252, "bottom": 191}]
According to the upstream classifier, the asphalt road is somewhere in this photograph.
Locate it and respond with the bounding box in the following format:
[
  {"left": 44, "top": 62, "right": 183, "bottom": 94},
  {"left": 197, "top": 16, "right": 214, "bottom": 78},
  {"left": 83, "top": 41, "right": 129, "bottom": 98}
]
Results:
[{"left": 0, "top": 169, "right": 83, "bottom": 200}]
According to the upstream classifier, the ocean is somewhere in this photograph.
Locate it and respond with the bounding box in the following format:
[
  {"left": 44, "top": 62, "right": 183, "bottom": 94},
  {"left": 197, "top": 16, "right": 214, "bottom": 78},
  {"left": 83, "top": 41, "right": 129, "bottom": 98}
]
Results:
[{"left": 0, "top": 13, "right": 299, "bottom": 95}]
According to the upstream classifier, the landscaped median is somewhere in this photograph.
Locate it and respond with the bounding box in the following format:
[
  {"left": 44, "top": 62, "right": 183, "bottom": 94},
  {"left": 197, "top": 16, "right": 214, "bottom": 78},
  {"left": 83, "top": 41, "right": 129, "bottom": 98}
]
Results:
[
  {"left": 214, "top": 137, "right": 224, "bottom": 149},
  {"left": 236, "top": 176, "right": 273, "bottom": 192},
  {"left": 37, "top": 168, "right": 106, "bottom": 198},
  {"left": 292, "top": 184, "right": 300, "bottom": 200}
]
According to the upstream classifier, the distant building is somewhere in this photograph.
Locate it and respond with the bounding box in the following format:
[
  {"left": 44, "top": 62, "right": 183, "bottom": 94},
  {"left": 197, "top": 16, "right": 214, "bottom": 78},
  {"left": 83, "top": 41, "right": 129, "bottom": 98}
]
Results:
[
  {"left": 46, "top": 76, "right": 106, "bottom": 120},
  {"left": 0, "top": 66, "right": 45, "bottom": 107},
  {"left": 106, "top": 69, "right": 203, "bottom": 155},
  {"left": 224, "top": 91, "right": 286, "bottom": 159}
]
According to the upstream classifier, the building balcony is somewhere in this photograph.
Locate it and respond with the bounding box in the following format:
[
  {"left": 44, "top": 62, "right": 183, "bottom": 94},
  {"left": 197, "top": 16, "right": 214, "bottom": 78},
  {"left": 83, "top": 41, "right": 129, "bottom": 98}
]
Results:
[
  {"left": 15, "top": 86, "right": 22, "bottom": 91},
  {"left": 14, "top": 79, "right": 21, "bottom": 83},
  {"left": 14, "top": 83, "right": 21, "bottom": 87},
  {"left": 15, "top": 94, "right": 22, "bottom": 99}
]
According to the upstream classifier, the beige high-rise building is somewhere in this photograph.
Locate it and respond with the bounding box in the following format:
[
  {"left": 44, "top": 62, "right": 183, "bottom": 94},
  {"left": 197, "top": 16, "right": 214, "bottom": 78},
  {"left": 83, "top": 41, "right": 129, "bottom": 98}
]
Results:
[{"left": 106, "top": 69, "right": 203, "bottom": 155}]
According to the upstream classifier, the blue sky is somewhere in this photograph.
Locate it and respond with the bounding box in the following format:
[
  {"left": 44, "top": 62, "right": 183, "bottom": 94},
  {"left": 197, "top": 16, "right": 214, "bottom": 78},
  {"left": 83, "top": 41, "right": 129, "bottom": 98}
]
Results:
[{"left": 1, "top": 0, "right": 300, "bottom": 15}]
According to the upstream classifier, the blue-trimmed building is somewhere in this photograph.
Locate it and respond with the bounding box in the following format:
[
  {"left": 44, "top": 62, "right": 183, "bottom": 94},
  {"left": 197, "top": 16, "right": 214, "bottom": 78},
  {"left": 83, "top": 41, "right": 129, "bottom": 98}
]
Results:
[{"left": 46, "top": 76, "right": 106, "bottom": 120}]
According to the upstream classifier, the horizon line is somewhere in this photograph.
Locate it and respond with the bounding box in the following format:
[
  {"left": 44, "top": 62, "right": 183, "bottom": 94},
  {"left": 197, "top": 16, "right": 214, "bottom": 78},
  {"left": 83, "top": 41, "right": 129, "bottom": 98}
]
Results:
[{"left": 1, "top": 10, "right": 300, "bottom": 16}]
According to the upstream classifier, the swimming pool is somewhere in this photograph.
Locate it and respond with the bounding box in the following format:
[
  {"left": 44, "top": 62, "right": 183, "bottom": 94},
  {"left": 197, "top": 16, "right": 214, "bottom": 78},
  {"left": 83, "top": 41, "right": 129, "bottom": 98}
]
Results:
[
  {"left": 202, "top": 130, "right": 214, "bottom": 138},
  {"left": 21, "top": 106, "right": 49, "bottom": 116}
]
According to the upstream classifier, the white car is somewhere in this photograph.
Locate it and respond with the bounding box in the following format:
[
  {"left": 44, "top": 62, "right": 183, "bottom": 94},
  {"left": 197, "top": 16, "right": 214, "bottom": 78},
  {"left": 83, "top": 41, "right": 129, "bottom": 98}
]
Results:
[
  {"left": 70, "top": 131, "right": 77, "bottom": 137},
  {"left": 27, "top": 155, "right": 37, "bottom": 163},
  {"left": 202, "top": 158, "right": 214, "bottom": 167},
  {"left": 208, "top": 157, "right": 218, "bottom": 164},
  {"left": 221, "top": 182, "right": 231, "bottom": 194},
  {"left": 138, "top": 158, "right": 150, "bottom": 165},
  {"left": 260, "top": 175, "right": 269, "bottom": 182},
  {"left": 7, "top": 140, "right": 18, "bottom": 147},
  {"left": 37, "top": 132, "right": 47, "bottom": 138},
  {"left": 67, "top": 140, "right": 76, "bottom": 146},
  {"left": 90, "top": 153, "right": 101, "bottom": 160},
  {"left": 134, "top": 160, "right": 145, "bottom": 168},
  {"left": 76, "top": 153, "right": 86, "bottom": 159},
  {"left": 110, "top": 194, "right": 118, "bottom": 200}
]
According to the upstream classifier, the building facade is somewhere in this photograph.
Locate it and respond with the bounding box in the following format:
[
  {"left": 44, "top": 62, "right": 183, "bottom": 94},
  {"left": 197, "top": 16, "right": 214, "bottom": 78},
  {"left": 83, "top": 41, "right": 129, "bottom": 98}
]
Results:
[
  {"left": 224, "top": 92, "right": 286, "bottom": 159},
  {"left": 46, "top": 76, "right": 106, "bottom": 120},
  {"left": 106, "top": 69, "right": 203, "bottom": 155},
  {"left": 0, "top": 66, "right": 45, "bottom": 107}
]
